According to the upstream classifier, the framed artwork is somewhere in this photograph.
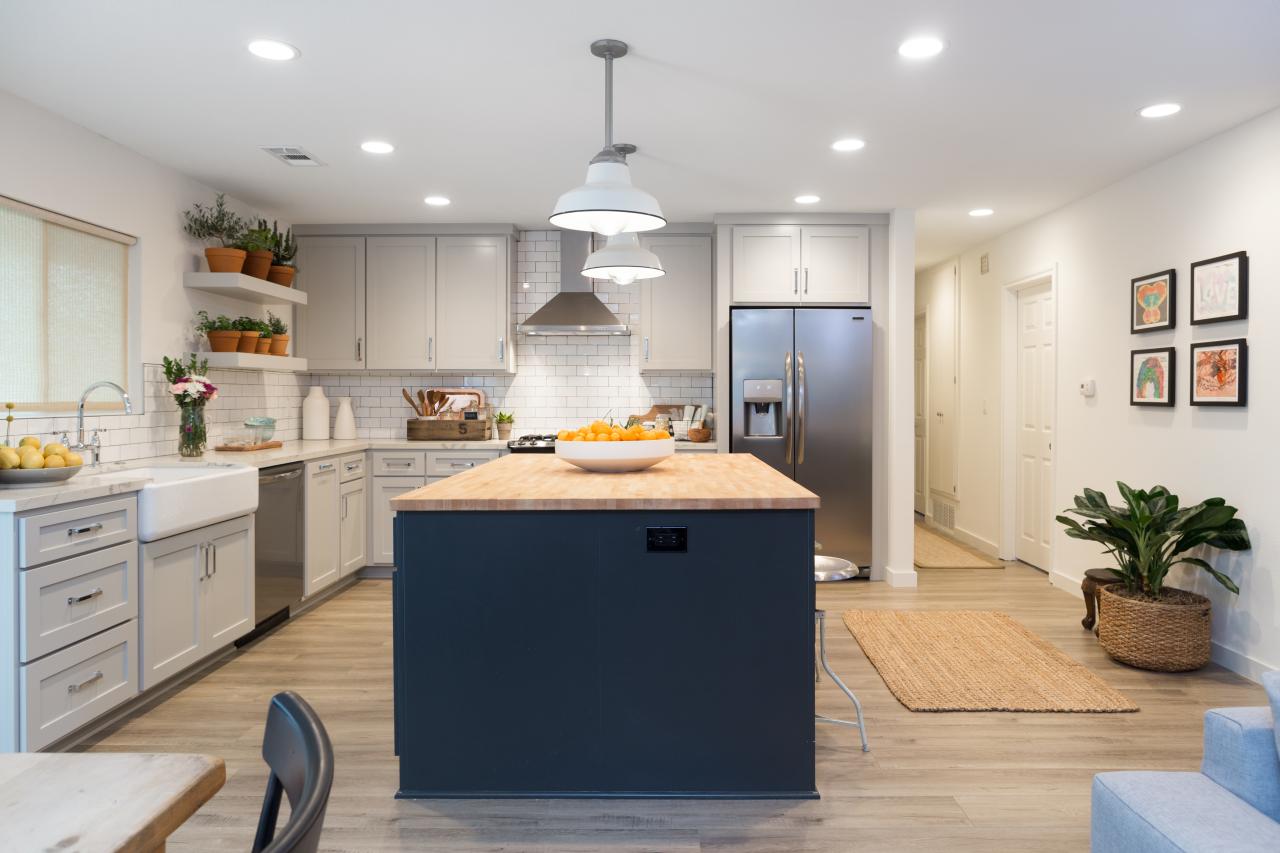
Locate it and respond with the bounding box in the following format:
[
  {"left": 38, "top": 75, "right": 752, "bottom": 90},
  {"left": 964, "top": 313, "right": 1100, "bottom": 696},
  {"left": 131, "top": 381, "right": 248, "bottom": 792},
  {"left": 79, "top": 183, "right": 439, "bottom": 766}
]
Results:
[
  {"left": 1190, "top": 338, "right": 1247, "bottom": 407},
  {"left": 1190, "top": 251, "right": 1248, "bottom": 324},
  {"left": 1131, "top": 269, "right": 1175, "bottom": 333},
  {"left": 1131, "top": 347, "right": 1175, "bottom": 407}
]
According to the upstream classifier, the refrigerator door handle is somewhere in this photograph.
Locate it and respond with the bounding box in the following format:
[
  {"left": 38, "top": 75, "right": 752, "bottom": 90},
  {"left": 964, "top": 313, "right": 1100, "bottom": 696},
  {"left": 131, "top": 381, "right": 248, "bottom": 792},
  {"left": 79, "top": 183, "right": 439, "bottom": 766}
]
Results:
[
  {"left": 797, "top": 351, "right": 807, "bottom": 465},
  {"left": 784, "top": 350, "right": 794, "bottom": 464}
]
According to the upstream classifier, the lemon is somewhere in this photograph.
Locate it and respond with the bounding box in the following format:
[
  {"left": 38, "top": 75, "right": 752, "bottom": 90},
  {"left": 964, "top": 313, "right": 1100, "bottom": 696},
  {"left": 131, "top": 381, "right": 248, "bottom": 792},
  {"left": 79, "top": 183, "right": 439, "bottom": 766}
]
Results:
[
  {"left": 19, "top": 436, "right": 40, "bottom": 450},
  {"left": 19, "top": 452, "right": 45, "bottom": 469},
  {"left": 42, "top": 454, "right": 66, "bottom": 468},
  {"left": 0, "top": 447, "right": 19, "bottom": 470},
  {"left": 43, "top": 442, "right": 68, "bottom": 457},
  {"left": 63, "top": 451, "right": 84, "bottom": 467}
]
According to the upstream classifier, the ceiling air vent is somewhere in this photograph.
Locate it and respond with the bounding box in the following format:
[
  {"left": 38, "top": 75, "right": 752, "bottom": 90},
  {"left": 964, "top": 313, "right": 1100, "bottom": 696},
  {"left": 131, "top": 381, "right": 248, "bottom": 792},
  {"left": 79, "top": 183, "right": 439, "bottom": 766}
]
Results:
[{"left": 261, "top": 146, "right": 325, "bottom": 167}]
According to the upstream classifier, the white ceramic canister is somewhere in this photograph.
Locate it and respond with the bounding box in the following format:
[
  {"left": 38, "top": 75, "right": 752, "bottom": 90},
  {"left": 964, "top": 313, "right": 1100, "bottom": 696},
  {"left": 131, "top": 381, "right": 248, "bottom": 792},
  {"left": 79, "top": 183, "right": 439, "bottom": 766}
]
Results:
[
  {"left": 333, "top": 396, "right": 357, "bottom": 440},
  {"left": 302, "top": 386, "right": 330, "bottom": 440}
]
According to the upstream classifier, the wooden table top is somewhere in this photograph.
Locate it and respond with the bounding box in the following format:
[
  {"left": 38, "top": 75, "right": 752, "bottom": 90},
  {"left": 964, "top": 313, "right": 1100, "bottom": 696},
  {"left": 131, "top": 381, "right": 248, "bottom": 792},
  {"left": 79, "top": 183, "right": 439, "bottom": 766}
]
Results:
[
  {"left": 0, "top": 752, "right": 225, "bottom": 852},
  {"left": 390, "top": 452, "right": 820, "bottom": 511}
]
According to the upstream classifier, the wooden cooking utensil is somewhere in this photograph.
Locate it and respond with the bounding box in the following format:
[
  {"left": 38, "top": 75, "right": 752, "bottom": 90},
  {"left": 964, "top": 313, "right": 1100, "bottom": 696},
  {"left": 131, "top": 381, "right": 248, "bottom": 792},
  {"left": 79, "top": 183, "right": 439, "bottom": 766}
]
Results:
[
  {"left": 402, "top": 388, "right": 423, "bottom": 417},
  {"left": 418, "top": 389, "right": 430, "bottom": 416}
]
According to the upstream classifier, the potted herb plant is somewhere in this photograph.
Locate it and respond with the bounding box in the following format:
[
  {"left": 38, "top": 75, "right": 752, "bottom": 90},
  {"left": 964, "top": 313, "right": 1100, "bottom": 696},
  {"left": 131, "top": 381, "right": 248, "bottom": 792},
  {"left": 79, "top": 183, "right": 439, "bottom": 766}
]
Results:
[
  {"left": 267, "top": 311, "right": 290, "bottom": 356},
  {"left": 1057, "top": 482, "right": 1250, "bottom": 671},
  {"left": 233, "top": 315, "right": 263, "bottom": 353},
  {"left": 183, "top": 194, "right": 247, "bottom": 273},
  {"left": 238, "top": 219, "right": 276, "bottom": 279},
  {"left": 267, "top": 221, "right": 297, "bottom": 287},
  {"left": 495, "top": 411, "right": 515, "bottom": 440},
  {"left": 255, "top": 319, "right": 273, "bottom": 354},
  {"left": 195, "top": 310, "right": 240, "bottom": 352},
  {"left": 162, "top": 354, "right": 218, "bottom": 457}
]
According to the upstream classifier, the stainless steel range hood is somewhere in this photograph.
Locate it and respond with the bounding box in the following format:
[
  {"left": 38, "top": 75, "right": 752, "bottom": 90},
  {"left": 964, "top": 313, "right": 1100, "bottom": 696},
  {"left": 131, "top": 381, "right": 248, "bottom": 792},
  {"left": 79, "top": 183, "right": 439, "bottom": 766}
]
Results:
[{"left": 518, "top": 230, "right": 629, "bottom": 336}]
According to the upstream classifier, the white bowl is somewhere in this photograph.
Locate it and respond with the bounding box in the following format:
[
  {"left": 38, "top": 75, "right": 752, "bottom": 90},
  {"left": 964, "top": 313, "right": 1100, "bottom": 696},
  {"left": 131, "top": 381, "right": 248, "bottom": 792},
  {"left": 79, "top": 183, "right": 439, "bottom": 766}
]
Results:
[
  {"left": 0, "top": 464, "right": 84, "bottom": 487},
  {"left": 555, "top": 438, "right": 675, "bottom": 473}
]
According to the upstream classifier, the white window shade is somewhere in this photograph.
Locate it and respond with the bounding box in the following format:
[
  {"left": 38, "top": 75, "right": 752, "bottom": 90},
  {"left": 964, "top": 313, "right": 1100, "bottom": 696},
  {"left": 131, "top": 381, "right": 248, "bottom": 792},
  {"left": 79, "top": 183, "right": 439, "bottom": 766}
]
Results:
[{"left": 0, "top": 197, "right": 133, "bottom": 411}]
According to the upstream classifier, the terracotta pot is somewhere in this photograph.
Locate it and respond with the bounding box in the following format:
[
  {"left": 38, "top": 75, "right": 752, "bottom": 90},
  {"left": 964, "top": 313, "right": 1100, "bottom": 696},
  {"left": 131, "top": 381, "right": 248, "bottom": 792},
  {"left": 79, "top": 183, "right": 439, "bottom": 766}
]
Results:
[
  {"left": 1098, "top": 584, "right": 1212, "bottom": 672},
  {"left": 205, "top": 247, "right": 247, "bottom": 273},
  {"left": 255, "top": 336, "right": 272, "bottom": 354},
  {"left": 496, "top": 423, "right": 513, "bottom": 440},
  {"left": 206, "top": 330, "right": 241, "bottom": 352},
  {"left": 236, "top": 331, "right": 262, "bottom": 353},
  {"left": 243, "top": 250, "right": 273, "bottom": 279},
  {"left": 269, "top": 334, "right": 290, "bottom": 356},
  {"left": 267, "top": 265, "right": 296, "bottom": 287}
]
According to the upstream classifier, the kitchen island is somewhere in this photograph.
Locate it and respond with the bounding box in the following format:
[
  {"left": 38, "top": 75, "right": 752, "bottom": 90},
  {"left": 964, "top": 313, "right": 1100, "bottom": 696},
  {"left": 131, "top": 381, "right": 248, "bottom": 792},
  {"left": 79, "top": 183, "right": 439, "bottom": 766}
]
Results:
[{"left": 390, "top": 452, "right": 819, "bottom": 799}]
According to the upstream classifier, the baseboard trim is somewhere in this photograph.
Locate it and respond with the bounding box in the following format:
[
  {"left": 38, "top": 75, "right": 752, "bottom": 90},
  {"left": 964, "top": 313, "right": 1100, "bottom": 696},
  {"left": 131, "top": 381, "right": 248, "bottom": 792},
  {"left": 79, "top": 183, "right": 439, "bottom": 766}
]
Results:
[
  {"left": 1049, "top": 569, "right": 1079, "bottom": 590},
  {"left": 359, "top": 565, "right": 394, "bottom": 579},
  {"left": 883, "top": 564, "right": 918, "bottom": 588},
  {"left": 1211, "top": 642, "right": 1276, "bottom": 685},
  {"left": 949, "top": 525, "right": 1000, "bottom": 557}
]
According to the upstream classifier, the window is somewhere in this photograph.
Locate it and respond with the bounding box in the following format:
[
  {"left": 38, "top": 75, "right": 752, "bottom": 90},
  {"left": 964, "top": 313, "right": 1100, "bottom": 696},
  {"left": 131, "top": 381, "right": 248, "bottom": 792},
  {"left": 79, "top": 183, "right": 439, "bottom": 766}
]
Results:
[{"left": 0, "top": 196, "right": 134, "bottom": 412}]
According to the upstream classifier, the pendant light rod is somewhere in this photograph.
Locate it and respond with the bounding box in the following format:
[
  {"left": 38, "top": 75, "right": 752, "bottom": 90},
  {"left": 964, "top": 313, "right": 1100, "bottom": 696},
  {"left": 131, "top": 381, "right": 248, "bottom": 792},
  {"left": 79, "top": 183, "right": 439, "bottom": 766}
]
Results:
[{"left": 590, "top": 39, "right": 628, "bottom": 152}]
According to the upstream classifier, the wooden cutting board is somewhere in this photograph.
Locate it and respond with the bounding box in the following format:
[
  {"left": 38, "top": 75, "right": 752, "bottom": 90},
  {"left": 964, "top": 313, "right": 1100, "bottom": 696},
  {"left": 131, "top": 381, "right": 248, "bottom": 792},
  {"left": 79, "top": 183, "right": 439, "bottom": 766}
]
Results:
[{"left": 213, "top": 440, "right": 283, "bottom": 452}]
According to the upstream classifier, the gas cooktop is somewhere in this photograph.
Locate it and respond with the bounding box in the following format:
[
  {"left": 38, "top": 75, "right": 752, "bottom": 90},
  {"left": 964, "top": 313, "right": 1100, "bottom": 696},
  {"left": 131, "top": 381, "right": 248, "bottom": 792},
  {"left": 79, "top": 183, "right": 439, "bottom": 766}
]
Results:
[{"left": 506, "top": 434, "right": 558, "bottom": 453}]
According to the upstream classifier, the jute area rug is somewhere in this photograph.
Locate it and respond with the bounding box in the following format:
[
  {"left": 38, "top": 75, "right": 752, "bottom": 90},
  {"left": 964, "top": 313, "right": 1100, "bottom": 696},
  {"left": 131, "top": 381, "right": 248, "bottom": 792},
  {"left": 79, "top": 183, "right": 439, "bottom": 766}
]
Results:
[
  {"left": 842, "top": 610, "right": 1138, "bottom": 712},
  {"left": 914, "top": 524, "right": 1002, "bottom": 568}
]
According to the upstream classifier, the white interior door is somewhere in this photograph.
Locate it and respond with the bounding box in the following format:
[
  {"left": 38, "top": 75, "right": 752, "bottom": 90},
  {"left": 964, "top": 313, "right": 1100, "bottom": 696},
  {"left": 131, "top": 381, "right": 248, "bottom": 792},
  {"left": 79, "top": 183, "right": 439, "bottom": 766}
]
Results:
[
  {"left": 914, "top": 313, "right": 928, "bottom": 515},
  {"left": 1015, "top": 283, "right": 1055, "bottom": 569}
]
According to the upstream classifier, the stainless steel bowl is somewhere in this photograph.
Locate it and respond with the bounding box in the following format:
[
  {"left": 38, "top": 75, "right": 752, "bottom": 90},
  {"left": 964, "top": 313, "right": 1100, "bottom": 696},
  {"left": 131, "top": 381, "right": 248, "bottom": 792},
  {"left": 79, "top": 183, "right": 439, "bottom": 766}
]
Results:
[
  {"left": 0, "top": 464, "right": 84, "bottom": 487},
  {"left": 815, "top": 555, "right": 859, "bottom": 582}
]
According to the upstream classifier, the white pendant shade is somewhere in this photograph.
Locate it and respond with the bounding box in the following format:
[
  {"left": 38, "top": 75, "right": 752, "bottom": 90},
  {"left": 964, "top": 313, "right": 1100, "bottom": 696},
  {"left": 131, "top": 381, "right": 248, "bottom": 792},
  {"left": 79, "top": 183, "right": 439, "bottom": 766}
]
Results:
[
  {"left": 550, "top": 160, "right": 666, "bottom": 236},
  {"left": 582, "top": 232, "right": 664, "bottom": 285}
]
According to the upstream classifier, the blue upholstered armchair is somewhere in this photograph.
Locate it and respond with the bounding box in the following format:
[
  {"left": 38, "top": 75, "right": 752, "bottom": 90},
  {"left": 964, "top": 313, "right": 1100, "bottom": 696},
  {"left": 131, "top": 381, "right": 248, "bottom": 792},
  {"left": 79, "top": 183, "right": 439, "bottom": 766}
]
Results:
[{"left": 1092, "top": 672, "right": 1280, "bottom": 852}]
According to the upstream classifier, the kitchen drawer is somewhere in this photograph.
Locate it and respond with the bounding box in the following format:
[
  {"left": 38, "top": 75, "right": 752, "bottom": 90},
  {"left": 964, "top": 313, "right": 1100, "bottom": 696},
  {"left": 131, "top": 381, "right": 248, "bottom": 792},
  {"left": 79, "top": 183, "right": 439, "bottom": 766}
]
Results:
[
  {"left": 19, "top": 496, "right": 137, "bottom": 569},
  {"left": 425, "top": 450, "right": 500, "bottom": 477},
  {"left": 21, "top": 620, "right": 139, "bottom": 751},
  {"left": 20, "top": 542, "right": 137, "bottom": 663},
  {"left": 373, "top": 450, "right": 425, "bottom": 476},
  {"left": 339, "top": 453, "right": 366, "bottom": 483}
]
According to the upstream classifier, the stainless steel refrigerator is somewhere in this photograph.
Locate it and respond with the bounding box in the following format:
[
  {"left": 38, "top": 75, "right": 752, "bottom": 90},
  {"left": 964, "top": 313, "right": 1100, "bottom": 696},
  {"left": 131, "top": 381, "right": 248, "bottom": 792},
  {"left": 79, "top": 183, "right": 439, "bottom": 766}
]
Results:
[{"left": 730, "top": 308, "right": 872, "bottom": 575}]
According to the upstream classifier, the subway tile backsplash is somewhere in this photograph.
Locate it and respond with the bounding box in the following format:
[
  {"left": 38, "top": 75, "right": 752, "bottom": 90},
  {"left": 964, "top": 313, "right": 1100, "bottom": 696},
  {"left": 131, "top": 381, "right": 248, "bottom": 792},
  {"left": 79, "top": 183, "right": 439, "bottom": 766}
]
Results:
[{"left": 6, "top": 230, "right": 713, "bottom": 454}]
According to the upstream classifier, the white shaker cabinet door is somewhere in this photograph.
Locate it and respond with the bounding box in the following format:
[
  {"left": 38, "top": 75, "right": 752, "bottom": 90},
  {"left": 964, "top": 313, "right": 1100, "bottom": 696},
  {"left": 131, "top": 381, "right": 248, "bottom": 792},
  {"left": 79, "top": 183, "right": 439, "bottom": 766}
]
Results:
[
  {"left": 203, "top": 516, "right": 255, "bottom": 649},
  {"left": 800, "top": 225, "right": 869, "bottom": 304},
  {"left": 731, "top": 226, "right": 801, "bottom": 304},
  {"left": 340, "top": 478, "right": 367, "bottom": 577},
  {"left": 140, "top": 528, "right": 205, "bottom": 689},
  {"left": 296, "top": 236, "right": 366, "bottom": 369},
  {"left": 434, "top": 236, "right": 511, "bottom": 372},
  {"left": 371, "top": 477, "right": 425, "bottom": 566},
  {"left": 367, "top": 236, "right": 437, "bottom": 370},
  {"left": 639, "top": 234, "right": 713, "bottom": 371},
  {"left": 305, "top": 460, "right": 341, "bottom": 595}
]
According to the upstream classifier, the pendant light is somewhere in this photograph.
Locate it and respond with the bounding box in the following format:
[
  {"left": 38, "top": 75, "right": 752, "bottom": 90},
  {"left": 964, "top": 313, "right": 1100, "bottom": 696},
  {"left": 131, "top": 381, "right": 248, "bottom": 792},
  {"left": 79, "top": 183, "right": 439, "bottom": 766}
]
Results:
[
  {"left": 550, "top": 39, "right": 666, "bottom": 236},
  {"left": 583, "top": 231, "right": 665, "bottom": 285}
]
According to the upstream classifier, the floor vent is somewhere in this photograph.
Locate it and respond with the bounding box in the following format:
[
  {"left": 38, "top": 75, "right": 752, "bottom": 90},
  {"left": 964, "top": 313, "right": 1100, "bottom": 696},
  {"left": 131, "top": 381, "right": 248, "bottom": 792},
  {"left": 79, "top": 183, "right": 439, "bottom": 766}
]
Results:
[
  {"left": 932, "top": 501, "right": 956, "bottom": 530},
  {"left": 261, "top": 146, "right": 325, "bottom": 167}
]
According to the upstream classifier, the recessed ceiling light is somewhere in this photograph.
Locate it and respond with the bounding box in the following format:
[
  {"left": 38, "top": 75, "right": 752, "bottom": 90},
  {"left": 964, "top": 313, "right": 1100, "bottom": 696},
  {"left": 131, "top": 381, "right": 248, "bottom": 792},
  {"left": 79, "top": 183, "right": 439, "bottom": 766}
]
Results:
[
  {"left": 831, "top": 138, "right": 866, "bottom": 152},
  {"left": 424, "top": 195, "right": 451, "bottom": 206},
  {"left": 1138, "top": 102, "right": 1182, "bottom": 119},
  {"left": 248, "top": 40, "right": 300, "bottom": 61},
  {"left": 968, "top": 208, "right": 994, "bottom": 217},
  {"left": 794, "top": 195, "right": 821, "bottom": 205},
  {"left": 898, "top": 36, "right": 944, "bottom": 59},
  {"left": 360, "top": 140, "right": 394, "bottom": 154}
]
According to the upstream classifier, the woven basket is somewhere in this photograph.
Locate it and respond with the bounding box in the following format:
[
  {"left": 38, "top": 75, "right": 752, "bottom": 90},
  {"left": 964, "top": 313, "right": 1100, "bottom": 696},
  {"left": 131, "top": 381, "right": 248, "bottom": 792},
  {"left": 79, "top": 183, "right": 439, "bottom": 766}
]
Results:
[{"left": 1097, "top": 584, "right": 1212, "bottom": 672}]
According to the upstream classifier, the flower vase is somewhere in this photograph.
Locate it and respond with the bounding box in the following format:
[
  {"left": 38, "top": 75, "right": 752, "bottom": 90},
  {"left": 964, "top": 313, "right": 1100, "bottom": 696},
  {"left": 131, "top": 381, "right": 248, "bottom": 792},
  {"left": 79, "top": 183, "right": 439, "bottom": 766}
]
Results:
[{"left": 179, "top": 403, "right": 207, "bottom": 457}]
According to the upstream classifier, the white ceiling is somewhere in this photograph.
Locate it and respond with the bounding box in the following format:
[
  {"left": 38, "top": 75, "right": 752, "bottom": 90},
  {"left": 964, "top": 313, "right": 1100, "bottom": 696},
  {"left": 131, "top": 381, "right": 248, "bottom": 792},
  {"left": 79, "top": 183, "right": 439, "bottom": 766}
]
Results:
[{"left": 3, "top": 0, "right": 1279, "bottom": 268}]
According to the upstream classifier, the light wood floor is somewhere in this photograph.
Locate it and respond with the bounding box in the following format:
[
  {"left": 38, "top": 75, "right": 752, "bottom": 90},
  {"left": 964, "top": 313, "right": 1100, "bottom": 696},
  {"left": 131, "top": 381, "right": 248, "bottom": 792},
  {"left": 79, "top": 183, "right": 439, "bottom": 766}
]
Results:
[{"left": 83, "top": 565, "right": 1266, "bottom": 852}]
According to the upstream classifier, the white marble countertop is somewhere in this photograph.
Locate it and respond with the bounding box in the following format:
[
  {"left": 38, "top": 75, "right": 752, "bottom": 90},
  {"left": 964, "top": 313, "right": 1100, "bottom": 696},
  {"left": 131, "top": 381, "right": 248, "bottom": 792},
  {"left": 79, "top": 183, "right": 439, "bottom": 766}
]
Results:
[{"left": 0, "top": 471, "right": 151, "bottom": 513}]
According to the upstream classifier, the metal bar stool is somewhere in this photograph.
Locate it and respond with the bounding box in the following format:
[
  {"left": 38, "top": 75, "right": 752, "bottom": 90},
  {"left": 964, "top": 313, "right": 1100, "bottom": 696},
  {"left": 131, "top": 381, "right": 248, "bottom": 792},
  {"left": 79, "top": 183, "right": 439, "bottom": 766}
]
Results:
[{"left": 814, "top": 554, "right": 869, "bottom": 751}]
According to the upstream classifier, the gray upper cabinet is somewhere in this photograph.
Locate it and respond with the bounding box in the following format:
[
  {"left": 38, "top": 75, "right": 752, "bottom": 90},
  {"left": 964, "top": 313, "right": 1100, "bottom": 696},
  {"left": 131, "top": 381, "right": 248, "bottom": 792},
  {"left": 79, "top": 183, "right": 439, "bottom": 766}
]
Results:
[
  {"left": 435, "top": 236, "right": 513, "bottom": 372},
  {"left": 639, "top": 234, "right": 713, "bottom": 372},
  {"left": 731, "top": 225, "right": 869, "bottom": 305},
  {"left": 295, "top": 236, "right": 367, "bottom": 369},
  {"left": 366, "top": 236, "right": 437, "bottom": 370}
]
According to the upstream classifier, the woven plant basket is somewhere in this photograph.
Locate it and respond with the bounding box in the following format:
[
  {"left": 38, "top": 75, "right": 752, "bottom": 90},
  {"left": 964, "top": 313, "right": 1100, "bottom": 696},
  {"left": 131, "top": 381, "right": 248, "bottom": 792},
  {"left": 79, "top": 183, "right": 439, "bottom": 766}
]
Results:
[{"left": 1097, "top": 584, "right": 1212, "bottom": 672}]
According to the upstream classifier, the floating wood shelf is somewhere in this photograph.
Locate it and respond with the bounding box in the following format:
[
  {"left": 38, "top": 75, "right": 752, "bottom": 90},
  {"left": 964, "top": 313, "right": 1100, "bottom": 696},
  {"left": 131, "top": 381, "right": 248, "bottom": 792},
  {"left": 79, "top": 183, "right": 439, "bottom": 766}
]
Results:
[
  {"left": 183, "top": 272, "right": 308, "bottom": 306},
  {"left": 200, "top": 352, "right": 308, "bottom": 372}
]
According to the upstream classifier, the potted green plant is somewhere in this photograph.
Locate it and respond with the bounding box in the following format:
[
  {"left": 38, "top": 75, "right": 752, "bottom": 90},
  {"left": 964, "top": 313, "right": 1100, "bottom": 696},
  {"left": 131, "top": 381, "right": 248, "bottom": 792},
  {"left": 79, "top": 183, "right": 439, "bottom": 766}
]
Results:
[
  {"left": 195, "top": 310, "right": 240, "bottom": 352},
  {"left": 254, "top": 319, "right": 273, "bottom": 354},
  {"left": 1057, "top": 482, "right": 1250, "bottom": 671},
  {"left": 232, "top": 315, "right": 263, "bottom": 353},
  {"left": 267, "top": 311, "right": 290, "bottom": 356},
  {"left": 183, "top": 194, "right": 247, "bottom": 273},
  {"left": 495, "top": 411, "right": 515, "bottom": 440},
  {"left": 267, "top": 221, "right": 297, "bottom": 287},
  {"left": 237, "top": 219, "right": 276, "bottom": 279}
]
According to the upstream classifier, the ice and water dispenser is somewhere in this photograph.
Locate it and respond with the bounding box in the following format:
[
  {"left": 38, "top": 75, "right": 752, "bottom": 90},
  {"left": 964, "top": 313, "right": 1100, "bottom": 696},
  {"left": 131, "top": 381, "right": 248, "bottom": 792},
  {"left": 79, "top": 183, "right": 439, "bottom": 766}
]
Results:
[{"left": 743, "top": 379, "right": 784, "bottom": 437}]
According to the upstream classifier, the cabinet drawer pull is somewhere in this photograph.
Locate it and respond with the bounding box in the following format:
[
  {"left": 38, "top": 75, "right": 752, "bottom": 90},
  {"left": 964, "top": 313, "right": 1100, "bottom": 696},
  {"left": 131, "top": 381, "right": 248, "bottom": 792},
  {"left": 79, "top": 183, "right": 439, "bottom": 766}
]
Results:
[
  {"left": 388, "top": 460, "right": 413, "bottom": 468},
  {"left": 345, "top": 462, "right": 359, "bottom": 471},
  {"left": 67, "top": 670, "right": 104, "bottom": 694},
  {"left": 317, "top": 463, "right": 334, "bottom": 472},
  {"left": 497, "top": 336, "right": 505, "bottom": 362},
  {"left": 67, "top": 522, "right": 104, "bottom": 538},
  {"left": 793, "top": 267, "right": 799, "bottom": 294},
  {"left": 67, "top": 588, "right": 104, "bottom": 606},
  {"left": 449, "top": 461, "right": 475, "bottom": 468}
]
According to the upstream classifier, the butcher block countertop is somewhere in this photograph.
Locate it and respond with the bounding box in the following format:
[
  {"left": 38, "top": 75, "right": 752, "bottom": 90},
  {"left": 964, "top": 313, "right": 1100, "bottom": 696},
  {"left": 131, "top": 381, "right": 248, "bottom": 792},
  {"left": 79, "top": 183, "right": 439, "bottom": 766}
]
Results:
[{"left": 390, "top": 452, "right": 819, "bottom": 512}]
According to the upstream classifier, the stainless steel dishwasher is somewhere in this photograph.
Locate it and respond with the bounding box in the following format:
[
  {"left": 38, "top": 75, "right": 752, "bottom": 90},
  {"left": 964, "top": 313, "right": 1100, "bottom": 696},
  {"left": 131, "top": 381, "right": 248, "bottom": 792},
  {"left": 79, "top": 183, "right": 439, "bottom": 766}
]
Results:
[{"left": 251, "top": 462, "right": 305, "bottom": 632}]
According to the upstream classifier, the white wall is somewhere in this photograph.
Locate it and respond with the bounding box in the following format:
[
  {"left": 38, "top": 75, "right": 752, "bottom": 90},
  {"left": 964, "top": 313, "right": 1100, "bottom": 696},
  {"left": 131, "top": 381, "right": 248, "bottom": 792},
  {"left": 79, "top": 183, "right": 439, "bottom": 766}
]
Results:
[
  {"left": 914, "top": 260, "right": 959, "bottom": 519},
  {"left": 932, "top": 106, "right": 1280, "bottom": 678},
  {"left": 0, "top": 90, "right": 291, "bottom": 373}
]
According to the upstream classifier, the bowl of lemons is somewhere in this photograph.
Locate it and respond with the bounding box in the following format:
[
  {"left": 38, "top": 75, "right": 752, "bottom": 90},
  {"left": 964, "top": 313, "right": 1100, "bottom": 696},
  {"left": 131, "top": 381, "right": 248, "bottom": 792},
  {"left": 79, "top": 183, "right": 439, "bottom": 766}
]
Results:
[{"left": 0, "top": 437, "right": 85, "bottom": 487}]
